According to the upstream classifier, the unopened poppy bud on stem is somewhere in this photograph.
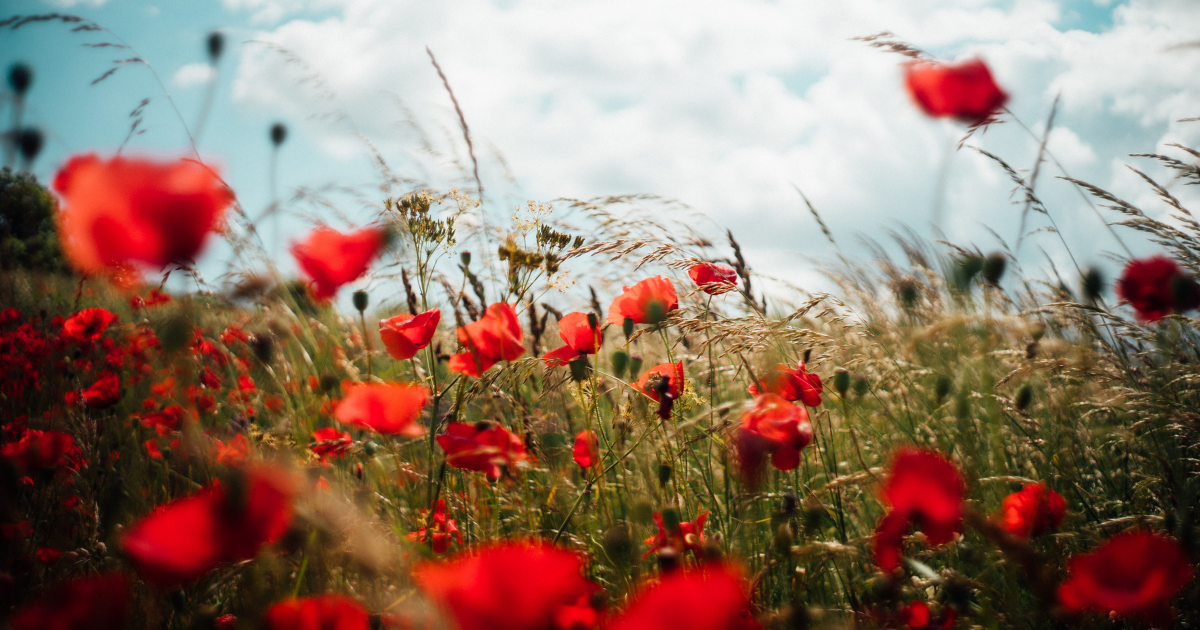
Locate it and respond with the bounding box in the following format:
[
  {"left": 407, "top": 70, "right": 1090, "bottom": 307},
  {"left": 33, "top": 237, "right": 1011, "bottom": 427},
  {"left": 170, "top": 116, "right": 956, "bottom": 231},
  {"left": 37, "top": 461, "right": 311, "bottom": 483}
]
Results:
[
  {"left": 983, "top": 252, "right": 1007, "bottom": 286},
  {"left": 8, "top": 63, "right": 32, "bottom": 96},
  {"left": 833, "top": 368, "right": 850, "bottom": 397},
  {"left": 610, "top": 350, "right": 629, "bottom": 378},
  {"left": 628, "top": 355, "right": 643, "bottom": 381},
  {"left": 460, "top": 251, "right": 471, "bottom": 267},
  {"left": 206, "top": 31, "right": 224, "bottom": 63},
  {"left": 270, "top": 122, "right": 288, "bottom": 147},
  {"left": 622, "top": 316, "right": 634, "bottom": 341},
  {"left": 352, "top": 290, "right": 369, "bottom": 313}
]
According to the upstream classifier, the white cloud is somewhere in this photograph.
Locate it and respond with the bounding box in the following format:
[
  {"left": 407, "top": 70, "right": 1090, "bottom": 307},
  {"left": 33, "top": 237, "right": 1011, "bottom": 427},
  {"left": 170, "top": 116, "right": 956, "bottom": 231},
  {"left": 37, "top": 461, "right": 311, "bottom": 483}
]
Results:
[{"left": 173, "top": 63, "right": 216, "bottom": 89}]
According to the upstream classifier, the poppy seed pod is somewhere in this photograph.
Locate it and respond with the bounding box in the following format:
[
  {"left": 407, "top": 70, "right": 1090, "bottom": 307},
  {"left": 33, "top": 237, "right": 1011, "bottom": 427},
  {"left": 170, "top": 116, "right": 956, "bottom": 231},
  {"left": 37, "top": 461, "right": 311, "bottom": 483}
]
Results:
[
  {"left": 568, "top": 358, "right": 589, "bottom": 383},
  {"left": 1081, "top": 266, "right": 1104, "bottom": 303},
  {"left": 460, "top": 251, "right": 471, "bottom": 267},
  {"left": 270, "top": 123, "right": 287, "bottom": 147},
  {"left": 206, "top": 31, "right": 224, "bottom": 63},
  {"left": 622, "top": 316, "right": 634, "bottom": 341},
  {"left": 1014, "top": 384, "right": 1033, "bottom": 411},
  {"left": 352, "top": 290, "right": 369, "bottom": 313},
  {"left": 832, "top": 368, "right": 850, "bottom": 397},
  {"left": 363, "top": 441, "right": 378, "bottom": 456},
  {"left": 610, "top": 350, "right": 629, "bottom": 378},
  {"left": 17, "top": 128, "right": 44, "bottom": 163},
  {"left": 934, "top": 375, "right": 952, "bottom": 403},
  {"left": 982, "top": 251, "right": 1007, "bottom": 285},
  {"left": 657, "top": 463, "right": 672, "bottom": 487},
  {"left": 8, "top": 63, "right": 32, "bottom": 96}
]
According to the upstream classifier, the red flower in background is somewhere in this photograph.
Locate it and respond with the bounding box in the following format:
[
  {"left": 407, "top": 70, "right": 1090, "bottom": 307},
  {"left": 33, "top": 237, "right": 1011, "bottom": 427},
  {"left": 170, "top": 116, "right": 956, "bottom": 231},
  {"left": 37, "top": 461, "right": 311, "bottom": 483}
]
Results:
[
  {"left": 213, "top": 434, "right": 250, "bottom": 467},
  {"left": 607, "top": 276, "right": 678, "bottom": 326},
  {"left": 610, "top": 565, "right": 760, "bottom": 630},
  {"left": 1057, "top": 531, "right": 1193, "bottom": 622},
  {"left": 415, "top": 542, "right": 601, "bottom": 630},
  {"left": 334, "top": 382, "right": 428, "bottom": 436},
  {"left": 61, "top": 307, "right": 116, "bottom": 343},
  {"left": 311, "top": 426, "right": 353, "bottom": 462},
  {"left": 873, "top": 449, "right": 965, "bottom": 573},
  {"left": 82, "top": 371, "right": 121, "bottom": 409},
  {"left": 997, "top": 482, "right": 1065, "bottom": 539},
  {"left": 408, "top": 499, "right": 462, "bottom": 553},
  {"left": 8, "top": 572, "right": 129, "bottom": 630},
  {"left": 437, "top": 422, "right": 528, "bottom": 480},
  {"left": 688, "top": 263, "right": 739, "bottom": 296},
  {"left": 644, "top": 511, "right": 708, "bottom": 558},
  {"left": 142, "top": 405, "right": 185, "bottom": 433},
  {"left": 130, "top": 288, "right": 171, "bottom": 310},
  {"left": 380, "top": 309, "right": 441, "bottom": 360},
  {"left": 736, "top": 393, "right": 814, "bottom": 482},
  {"left": 1115, "top": 255, "right": 1200, "bottom": 322},
  {"left": 747, "top": 361, "right": 823, "bottom": 407},
  {"left": 572, "top": 430, "right": 599, "bottom": 469},
  {"left": 448, "top": 303, "right": 525, "bottom": 378},
  {"left": 290, "top": 226, "right": 386, "bottom": 300},
  {"left": 265, "top": 595, "right": 371, "bottom": 630},
  {"left": 1, "top": 429, "right": 74, "bottom": 473},
  {"left": 904, "top": 59, "right": 1008, "bottom": 124},
  {"left": 53, "top": 154, "right": 232, "bottom": 278},
  {"left": 545, "top": 312, "right": 604, "bottom": 367},
  {"left": 121, "top": 465, "right": 294, "bottom": 587}
]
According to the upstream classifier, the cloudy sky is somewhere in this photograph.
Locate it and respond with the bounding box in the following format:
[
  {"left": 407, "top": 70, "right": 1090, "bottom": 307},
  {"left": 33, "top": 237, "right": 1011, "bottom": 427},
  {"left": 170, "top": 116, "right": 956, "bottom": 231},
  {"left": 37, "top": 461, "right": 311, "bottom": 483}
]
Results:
[{"left": 5, "top": 0, "right": 1200, "bottom": 306}]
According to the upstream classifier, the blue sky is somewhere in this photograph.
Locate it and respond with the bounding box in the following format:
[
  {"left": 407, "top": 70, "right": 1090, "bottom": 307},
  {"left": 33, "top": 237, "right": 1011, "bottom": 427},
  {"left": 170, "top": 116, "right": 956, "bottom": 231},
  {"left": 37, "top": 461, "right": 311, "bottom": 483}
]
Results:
[{"left": 5, "top": 0, "right": 1200, "bottom": 309}]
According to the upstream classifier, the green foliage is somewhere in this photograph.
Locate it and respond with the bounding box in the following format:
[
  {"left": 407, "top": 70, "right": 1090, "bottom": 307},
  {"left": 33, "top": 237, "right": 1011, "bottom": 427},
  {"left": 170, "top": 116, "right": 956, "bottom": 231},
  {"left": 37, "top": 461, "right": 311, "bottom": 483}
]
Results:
[{"left": 0, "top": 168, "right": 68, "bottom": 274}]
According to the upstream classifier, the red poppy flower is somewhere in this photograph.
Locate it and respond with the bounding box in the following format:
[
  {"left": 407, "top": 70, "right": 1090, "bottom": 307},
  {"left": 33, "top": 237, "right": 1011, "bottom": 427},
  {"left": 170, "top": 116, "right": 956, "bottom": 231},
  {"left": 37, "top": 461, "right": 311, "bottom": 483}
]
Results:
[
  {"left": 747, "top": 361, "right": 823, "bottom": 407},
  {"left": 8, "top": 572, "right": 129, "bottom": 630},
  {"left": 215, "top": 614, "right": 238, "bottom": 630},
  {"left": 996, "top": 482, "right": 1066, "bottom": 539},
  {"left": 121, "top": 465, "right": 294, "bottom": 587},
  {"left": 736, "top": 393, "right": 814, "bottom": 482},
  {"left": 311, "top": 426, "right": 353, "bottom": 462},
  {"left": 2, "top": 520, "right": 32, "bottom": 539},
  {"left": 610, "top": 565, "right": 760, "bottom": 630},
  {"left": 61, "top": 307, "right": 116, "bottom": 343},
  {"left": 1115, "top": 255, "right": 1200, "bottom": 322},
  {"left": 334, "top": 382, "right": 428, "bottom": 436},
  {"left": 437, "top": 422, "right": 528, "bottom": 480},
  {"left": 290, "top": 226, "right": 386, "bottom": 300},
  {"left": 142, "top": 405, "right": 185, "bottom": 433},
  {"left": 643, "top": 511, "right": 709, "bottom": 558},
  {"left": 53, "top": 154, "right": 233, "bottom": 277},
  {"left": 635, "top": 362, "right": 685, "bottom": 403},
  {"left": 36, "top": 547, "right": 62, "bottom": 564},
  {"left": 415, "top": 541, "right": 601, "bottom": 630},
  {"left": 607, "top": 276, "right": 679, "bottom": 326},
  {"left": 904, "top": 59, "right": 1008, "bottom": 124},
  {"left": 213, "top": 434, "right": 250, "bottom": 467},
  {"left": 1057, "top": 531, "right": 1193, "bottom": 622},
  {"left": 238, "top": 374, "right": 256, "bottom": 393},
  {"left": 380, "top": 309, "right": 441, "bottom": 360},
  {"left": 544, "top": 312, "right": 604, "bottom": 367},
  {"left": 408, "top": 499, "right": 462, "bottom": 553},
  {"left": 572, "top": 430, "right": 599, "bottom": 469},
  {"left": 873, "top": 449, "right": 964, "bottom": 572},
  {"left": 265, "top": 595, "right": 371, "bottom": 630},
  {"left": 448, "top": 303, "right": 525, "bottom": 378},
  {"left": 688, "top": 263, "right": 739, "bottom": 296},
  {"left": 82, "top": 371, "right": 121, "bottom": 409},
  {"left": 1, "top": 429, "right": 74, "bottom": 472}
]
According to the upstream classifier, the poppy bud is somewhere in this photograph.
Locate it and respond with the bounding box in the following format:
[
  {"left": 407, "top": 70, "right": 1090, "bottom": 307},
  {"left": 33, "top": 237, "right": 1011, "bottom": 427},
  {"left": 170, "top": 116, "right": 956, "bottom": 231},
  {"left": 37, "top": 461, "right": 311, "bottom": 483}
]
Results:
[
  {"left": 587, "top": 312, "right": 598, "bottom": 330},
  {"left": 934, "top": 375, "right": 952, "bottom": 404},
  {"left": 1172, "top": 273, "right": 1200, "bottom": 314},
  {"left": 773, "top": 523, "right": 794, "bottom": 556},
  {"left": 781, "top": 493, "right": 798, "bottom": 516},
  {"left": 251, "top": 334, "right": 274, "bottom": 364},
  {"left": 569, "top": 358, "right": 590, "bottom": 383},
  {"left": 631, "top": 500, "right": 654, "bottom": 524},
  {"left": 1014, "top": 384, "right": 1033, "bottom": 411},
  {"left": 622, "top": 316, "right": 635, "bottom": 341},
  {"left": 270, "top": 122, "right": 288, "bottom": 147},
  {"left": 17, "top": 128, "right": 43, "bottom": 163},
  {"left": 610, "top": 350, "right": 629, "bottom": 378},
  {"left": 661, "top": 508, "right": 681, "bottom": 532},
  {"left": 319, "top": 373, "right": 339, "bottom": 392},
  {"left": 206, "top": 31, "right": 224, "bottom": 63},
  {"left": 954, "top": 255, "right": 985, "bottom": 290},
  {"left": 363, "top": 441, "right": 378, "bottom": 456},
  {"left": 628, "top": 355, "right": 644, "bottom": 381},
  {"left": 657, "top": 463, "right": 672, "bottom": 487},
  {"left": 852, "top": 376, "right": 868, "bottom": 398},
  {"left": 983, "top": 252, "right": 1007, "bottom": 285},
  {"left": 1081, "top": 266, "right": 1104, "bottom": 303},
  {"left": 833, "top": 368, "right": 850, "bottom": 397},
  {"left": 603, "top": 523, "right": 634, "bottom": 563},
  {"left": 8, "top": 63, "right": 32, "bottom": 96},
  {"left": 460, "top": 251, "right": 471, "bottom": 267},
  {"left": 353, "top": 290, "right": 369, "bottom": 313}
]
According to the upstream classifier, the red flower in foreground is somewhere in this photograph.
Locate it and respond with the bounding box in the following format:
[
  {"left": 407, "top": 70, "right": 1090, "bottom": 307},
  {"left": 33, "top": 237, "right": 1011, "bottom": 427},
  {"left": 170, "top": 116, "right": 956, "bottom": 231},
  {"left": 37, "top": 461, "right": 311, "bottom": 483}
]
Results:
[
  {"left": 1057, "top": 531, "right": 1193, "bottom": 622},
  {"left": 873, "top": 449, "right": 964, "bottom": 573},
  {"left": 1, "top": 429, "right": 74, "bottom": 473},
  {"left": 610, "top": 565, "right": 760, "bottom": 630},
  {"left": 572, "top": 430, "right": 599, "bottom": 469},
  {"left": 265, "top": 594, "right": 370, "bottom": 630},
  {"left": 736, "top": 393, "right": 814, "bottom": 482},
  {"left": 644, "top": 511, "right": 708, "bottom": 558},
  {"left": 747, "top": 361, "right": 823, "bottom": 407},
  {"left": 53, "top": 154, "right": 232, "bottom": 277},
  {"left": 448, "top": 303, "right": 525, "bottom": 378},
  {"left": 635, "top": 361, "right": 686, "bottom": 420},
  {"left": 82, "top": 371, "right": 121, "bottom": 409},
  {"left": 8, "top": 572, "right": 129, "bottom": 630},
  {"left": 408, "top": 499, "right": 462, "bottom": 553},
  {"left": 904, "top": 59, "right": 1008, "bottom": 124},
  {"left": 61, "top": 307, "right": 116, "bottom": 343},
  {"left": 607, "top": 276, "right": 679, "bottom": 326},
  {"left": 1115, "top": 255, "right": 1200, "bottom": 322},
  {"left": 997, "top": 482, "right": 1066, "bottom": 539},
  {"left": 688, "top": 262, "right": 739, "bottom": 296},
  {"left": 334, "top": 382, "right": 428, "bottom": 436},
  {"left": 311, "top": 426, "right": 353, "bottom": 462},
  {"left": 290, "top": 226, "right": 386, "bottom": 300},
  {"left": 437, "top": 422, "right": 528, "bottom": 480},
  {"left": 544, "top": 312, "right": 604, "bottom": 367},
  {"left": 380, "top": 309, "right": 441, "bottom": 360},
  {"left": 415, "top": 542, "right": 601, "bottom": 630},
  {"left": 121, "top": 465, "right": 294, "bottom": 587}
]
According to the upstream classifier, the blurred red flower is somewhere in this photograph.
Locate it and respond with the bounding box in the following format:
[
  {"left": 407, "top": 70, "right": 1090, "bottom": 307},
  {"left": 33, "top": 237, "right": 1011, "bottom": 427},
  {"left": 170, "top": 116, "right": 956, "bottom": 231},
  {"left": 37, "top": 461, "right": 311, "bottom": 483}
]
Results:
[
  {"left": 130, "top": 288, "right": 171, "bottom": 310},
  {"left": 415, "top": 541, "right": 601, "bottom": 630},
  {"left": 996, "top": 482, "right": 1065, "bottom": 539},
  {"left": 380, "top": 309, "right": 441, "bottom": 360},
  {"left": 904, "top": 59, "right": 1008, "bottom": 124},
  {"left": 8, "top": 572, "right": 129, "bottom": 630},
  {"left": 407, "top": 499, "right": 462, "bottom": 553},
  {"left": 1, "top": 429, "right": 74, "bottom": 473},
  {"left": 311, "top": 426, "right": 353, "bottom": 462},
  {"left": 215, "top": 614, "right": 238, "bottom": 630},
  {"left": 736, "top": 393, "right": 813, "bottom": 482},
  {"left": 61, "top": 307, "right": 116, "bottom": 343},
  {"left": 747, "top": 361, "right": 823, "bottom": 407},
  {"left": 1057, "top": 531, "right": 1193, "bottom": 622},
  {"left": 142, "top": 405, "right": 185, "bottom": 433},
  {"left": 36, "top": 547, "right": 62, "bottom": 564},
  {"left": 544, "top": 312, "right": 604, "bottom": 367},
  {"left": 290, "top": 226, "right": 386, "bottom": 300},
  {"left": 82, "top": 371, "right": 121, "bottom": 409},
  {"left": 334, "top": 382, "right": 428, "bottom": 436},
  {"left": 644, "top": 511, "right": 708, "bottom": 558},
  {"left": 213, "top": 434, "right": 250, "bottom": 467},
  {"left": 609, "top": 565, "right": 759, "bottom": 630},
  {"left": 265, "top": 594, "right": 370, "bottom": 630},
  {"left": 448, "top": 303, "right": 525, "bottom": 378},
  {"left": 607, "top": 276, "right": 678, "bottom": 326},
  {"left": 688, "top": 263, "right": 739, "bottom": 296},
  {"left": 1115, "top": 255, "right": 1200, "bottom": 322},
  {"left": 121, "top": 465, "right": 294, "bottom": 587},
  {"left": 53, "top": 154, "right": 232, "bottom": 278},
  {"left": 572, "top": 430, "right": 599, "bottom": 469},
  {"left": 437, "top": 422, "right": 528, "bottom": 480},
  {"left": 873, "top": 449, "right": 964, "bottom": 572}
]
